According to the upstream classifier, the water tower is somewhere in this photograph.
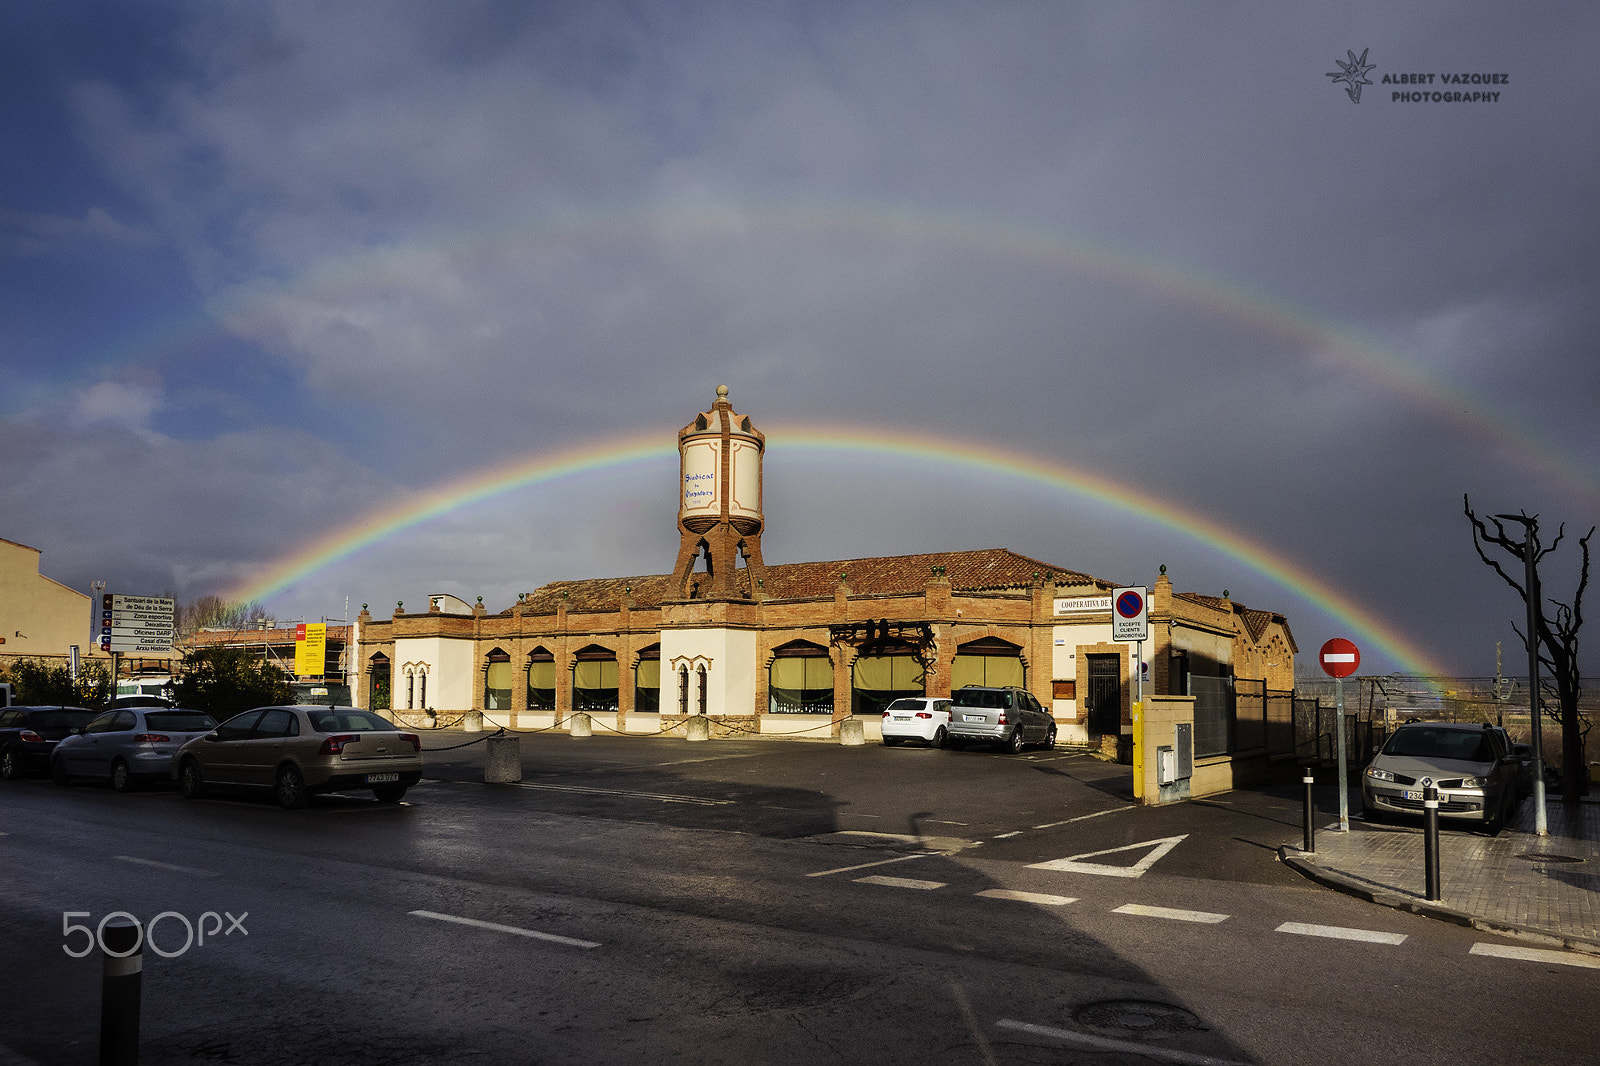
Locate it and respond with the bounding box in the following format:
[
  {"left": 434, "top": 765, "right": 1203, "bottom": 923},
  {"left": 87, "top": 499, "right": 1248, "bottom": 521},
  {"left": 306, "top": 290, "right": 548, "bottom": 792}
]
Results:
[{"left": 670, "top": 385, "right": 766, "bottom": 599}]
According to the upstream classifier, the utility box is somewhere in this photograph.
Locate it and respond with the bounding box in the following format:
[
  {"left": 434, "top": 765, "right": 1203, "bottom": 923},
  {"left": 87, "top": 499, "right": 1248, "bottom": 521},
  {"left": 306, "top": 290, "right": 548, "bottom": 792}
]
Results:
[
  {"left": 1157, "top": 746, "right": 1178, "bottom": 786},
  {"left": 1175, "top": 722, "right": 1193, "bottom": 780}
]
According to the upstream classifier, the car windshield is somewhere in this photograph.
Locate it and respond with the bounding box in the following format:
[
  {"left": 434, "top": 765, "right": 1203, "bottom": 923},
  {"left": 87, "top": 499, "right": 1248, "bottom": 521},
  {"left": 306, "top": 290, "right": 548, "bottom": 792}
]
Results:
[
  {"left": 885, "top": 699, "right": 924, "bottom": 711},
  {"left": 1384, "top": 727, "right": 1494, "bottom": 763},
  {"left": 958, "top": 689, "right": 1009, "bottom": 709},
  {"left": 307, "top": 710, "right": 396, "bottom": 732},
  {"left": 145, "top": 711, "right": 218, "bottom": 731},
  {"left": 37, "top": 709, "right": 96, "bottom": 729}
]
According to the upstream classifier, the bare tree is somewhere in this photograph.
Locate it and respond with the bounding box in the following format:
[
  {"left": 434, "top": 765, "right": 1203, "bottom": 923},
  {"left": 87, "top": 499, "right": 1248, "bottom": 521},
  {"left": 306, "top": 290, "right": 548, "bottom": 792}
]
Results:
[{"left": 1465, "top": 495, "right": 1593, "bottom": 800}]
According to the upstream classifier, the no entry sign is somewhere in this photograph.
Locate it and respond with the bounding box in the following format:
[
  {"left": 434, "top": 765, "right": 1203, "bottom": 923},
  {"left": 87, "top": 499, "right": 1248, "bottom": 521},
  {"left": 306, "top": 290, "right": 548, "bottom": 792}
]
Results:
[{"left": 1319, "top": 638, "right": 1361, "bottom": 678}]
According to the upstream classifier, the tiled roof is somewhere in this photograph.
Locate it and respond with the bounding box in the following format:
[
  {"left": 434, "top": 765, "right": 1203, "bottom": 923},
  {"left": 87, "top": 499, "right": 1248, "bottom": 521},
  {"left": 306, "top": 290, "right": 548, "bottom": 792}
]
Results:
[
  {"left": 507, "top": 549, "right": 1109, "bottom": 616},
  {"left": 1174, "top": 592, "right": 1295, "bottom": 650}
]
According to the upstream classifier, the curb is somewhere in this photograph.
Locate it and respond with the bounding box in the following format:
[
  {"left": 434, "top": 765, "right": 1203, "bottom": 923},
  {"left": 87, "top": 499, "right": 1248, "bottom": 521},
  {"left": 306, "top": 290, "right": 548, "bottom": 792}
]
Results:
[{"left": 1277, "top": 845, "right": 1600, "bottom": 957}]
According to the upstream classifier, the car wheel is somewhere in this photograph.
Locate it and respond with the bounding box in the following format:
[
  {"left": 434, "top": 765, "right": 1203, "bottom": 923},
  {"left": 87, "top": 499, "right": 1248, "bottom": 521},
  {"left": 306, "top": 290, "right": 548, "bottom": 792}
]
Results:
[
  {"left": 930, "top": 726, "right": 947, "bottom": 750},
  {"left": 52, "top": 757, "right": 70, "bottom": 786},
  {"left": 178, "top": 758, "right": 206, "bottom": 799},
  {"left": 0, "top": 747, "right": 19, "bottom": 780},
  {"left": 373, "top": 784, "right": 408, "bottom": 803},
  {"left": 1043, "top": 726, "right": 1057, "bottom": 750},
  {"left": 1007, "top": 728, "right": 1026, "bottom": 755},
  {"left": 110, "top": 759, "right": 135, "bottom": 793},
  {"left": 275, "top": 765, "right": 309, "bottom": 810}
]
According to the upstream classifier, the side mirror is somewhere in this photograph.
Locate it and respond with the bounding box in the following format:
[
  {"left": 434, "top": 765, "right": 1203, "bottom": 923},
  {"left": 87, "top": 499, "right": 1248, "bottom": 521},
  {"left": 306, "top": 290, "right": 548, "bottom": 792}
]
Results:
[{"left": 203, "top": 732, "right": 220, "bottom": 742}]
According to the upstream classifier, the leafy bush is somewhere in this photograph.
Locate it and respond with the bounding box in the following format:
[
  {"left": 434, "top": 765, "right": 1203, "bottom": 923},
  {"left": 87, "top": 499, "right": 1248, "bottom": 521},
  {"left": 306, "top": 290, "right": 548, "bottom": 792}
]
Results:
[
  {"left": 4, "top": 659, "right": 110, "bottom": 707},
  {"left": 172, "top": 648, "right": 294, "bottom": 720}
]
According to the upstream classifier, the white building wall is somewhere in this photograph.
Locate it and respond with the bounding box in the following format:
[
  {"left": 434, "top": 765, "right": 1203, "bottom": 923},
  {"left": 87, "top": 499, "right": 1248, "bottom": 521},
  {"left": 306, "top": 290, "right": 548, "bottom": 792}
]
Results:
[
  {"left": 1052, "top": 618, "right": 1112, "bottom": 744},
  {"left": 661, "top": 627, "right": 758, "bottom": 716},
  {"left": 394, "top": 636, "right": 476, "bottom": 712}
]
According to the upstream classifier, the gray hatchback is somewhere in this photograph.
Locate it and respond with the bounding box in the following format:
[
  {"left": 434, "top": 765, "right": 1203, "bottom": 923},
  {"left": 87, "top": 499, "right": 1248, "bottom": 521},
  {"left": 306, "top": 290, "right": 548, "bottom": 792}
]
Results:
[
  {"left": 53, "top": 707, "right": 218, "bottom": 790},
  {"left": 1362, "top": 721, "right": 1522, "bottom": 830}
]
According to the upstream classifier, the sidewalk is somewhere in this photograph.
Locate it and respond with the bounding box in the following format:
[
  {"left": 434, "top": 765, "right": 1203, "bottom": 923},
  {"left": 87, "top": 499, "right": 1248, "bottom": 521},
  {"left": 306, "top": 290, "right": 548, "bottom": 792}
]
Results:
[{"left": 1279, "top": 795, "right": 1600, "bottom": 955}]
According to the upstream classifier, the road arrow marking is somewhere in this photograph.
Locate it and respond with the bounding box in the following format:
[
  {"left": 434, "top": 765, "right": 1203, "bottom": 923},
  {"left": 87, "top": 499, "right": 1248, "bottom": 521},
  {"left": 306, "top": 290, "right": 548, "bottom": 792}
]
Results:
[{"left": 1026, "top": 835, "right": 1188, "bottom": 878}]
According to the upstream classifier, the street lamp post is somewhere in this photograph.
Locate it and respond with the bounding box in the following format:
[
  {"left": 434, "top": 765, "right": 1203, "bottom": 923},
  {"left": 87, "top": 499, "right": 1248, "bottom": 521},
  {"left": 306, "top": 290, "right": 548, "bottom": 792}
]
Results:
[{"left": 1495, "top": 514, "right": 1548, "bottom": 837}]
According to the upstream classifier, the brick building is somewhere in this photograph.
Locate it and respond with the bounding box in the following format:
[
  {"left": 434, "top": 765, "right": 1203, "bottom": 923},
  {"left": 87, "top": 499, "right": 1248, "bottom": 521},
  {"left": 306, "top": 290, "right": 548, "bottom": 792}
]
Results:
[{"left": 355, "top": 388, "right": 1295, "bottom": 745}]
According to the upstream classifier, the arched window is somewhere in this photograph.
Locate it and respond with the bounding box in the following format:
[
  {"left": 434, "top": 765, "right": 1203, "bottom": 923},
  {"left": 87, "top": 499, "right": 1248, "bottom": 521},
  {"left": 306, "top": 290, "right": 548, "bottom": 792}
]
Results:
[
  {"left": 573, "top": 644, "right": 619, "bottom": 714},
  {"left": 484, "top": 648, "right": 512, "bottom": 710},
  {"left": 678, "top": 665, "right": 690, "bottom": 715},
  {"left": 769, "top": 640, "right": 832, "bottom": 714},
  {"left": 952, "top": 637, "right": 1025, "bottom": 690},
  {"left": 851, "top": 638, "right": 925, "bottom": 716},
  {"left": 696, "top": 664, "right": 708, "bottom": 715},
  {"left": 634, "top": 645, "right": 661, "bottom": 713},
  {"left": 367, "top": 654, "right": 391, "bottom": 711},
  {"left": 527, "top": 647, "right": 556, "bottom": 711}
]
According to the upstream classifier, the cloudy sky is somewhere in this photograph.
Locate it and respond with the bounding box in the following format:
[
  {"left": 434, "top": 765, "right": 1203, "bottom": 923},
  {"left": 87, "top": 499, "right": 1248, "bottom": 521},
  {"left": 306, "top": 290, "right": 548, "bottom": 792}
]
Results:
[{"left": 4, "top": 1, "right": 1596, "bottom": 677}]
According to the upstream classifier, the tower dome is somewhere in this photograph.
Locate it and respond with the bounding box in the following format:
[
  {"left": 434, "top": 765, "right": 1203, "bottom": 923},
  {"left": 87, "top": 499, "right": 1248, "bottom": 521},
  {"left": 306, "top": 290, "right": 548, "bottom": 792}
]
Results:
[{"left": 670, "top": 385, "right": 766, "bottom": 599}]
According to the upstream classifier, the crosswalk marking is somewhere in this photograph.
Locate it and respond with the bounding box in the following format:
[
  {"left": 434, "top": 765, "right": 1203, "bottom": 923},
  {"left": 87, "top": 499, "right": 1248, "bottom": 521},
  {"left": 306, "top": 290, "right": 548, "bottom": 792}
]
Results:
[
  {"left": 1470, "top": 942, "right": 1600, "bottom": 969},
  {"left": 855, "top": 875, "right": 945, "bottom": 890},
  {"left": 1114, "top": 904, "right": 1230, "bottom": 924},
  {"left": 977, "top": 889, "right": 1077, "bottom": 906},
  {"left": 1276, "top": 921, "right": 1406, "bottom": 945}
]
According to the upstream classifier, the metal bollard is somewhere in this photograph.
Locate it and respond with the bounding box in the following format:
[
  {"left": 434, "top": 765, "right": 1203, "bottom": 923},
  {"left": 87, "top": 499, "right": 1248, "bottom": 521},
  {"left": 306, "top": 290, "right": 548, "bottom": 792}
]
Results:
[
  {"left": 1302, "top": 767, "right": 1316, "bottom": 853},
  {"left": 1423, "top": 785, "right": 1442, "bottom": 901},
  {"left": 100, "top": 918, "right": 142, "bottom": 1066}
]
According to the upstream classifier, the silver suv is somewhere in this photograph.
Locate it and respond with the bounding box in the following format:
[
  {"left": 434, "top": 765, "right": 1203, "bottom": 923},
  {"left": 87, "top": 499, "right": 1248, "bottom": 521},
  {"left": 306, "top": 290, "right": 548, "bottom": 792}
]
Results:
[{"left": 945, "top": 686, "right": 1056, "bottom": 754}]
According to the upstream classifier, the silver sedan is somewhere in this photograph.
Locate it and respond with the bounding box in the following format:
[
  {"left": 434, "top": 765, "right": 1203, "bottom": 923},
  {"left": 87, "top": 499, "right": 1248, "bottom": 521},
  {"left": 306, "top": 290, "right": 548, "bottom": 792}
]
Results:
[
  {"left": 174, "top": 705, "right": 423, "bottom": 808},
  {"left": 53, "top": 708, "right": 219, "bottom": 791}
]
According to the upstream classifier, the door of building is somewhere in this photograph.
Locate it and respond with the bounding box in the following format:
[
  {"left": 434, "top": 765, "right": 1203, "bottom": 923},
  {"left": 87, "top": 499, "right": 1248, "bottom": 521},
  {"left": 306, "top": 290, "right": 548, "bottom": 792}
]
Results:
[{"left": 1086, "top": 654, "right": 1122, "bottom": 738}]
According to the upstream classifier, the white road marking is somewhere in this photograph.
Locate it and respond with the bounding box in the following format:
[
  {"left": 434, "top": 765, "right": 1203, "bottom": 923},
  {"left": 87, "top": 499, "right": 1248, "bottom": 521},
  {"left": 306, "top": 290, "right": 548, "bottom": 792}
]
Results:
[
  {"left": 997, "top": 1020, "right": 1250, "bottom": 1065},
  {"left": 993, "top": 831, "right": 1022, "bottom": 839},
  {"left": 1276, "top": 922, "right": 1407, "bottom": 945},
  {"left": 1033, "top": 806, "right": 1133, "bottom": 829},
  {"left": 855, "top": 875, "right": 946, "bottom": 890},
  {"left": 807, "top": 853, "right": 932, "bottom": 878},
  {"left": 1028, "top": 835, "right": 1188, "bottom": 878},
  {"left": 408, "top": 910, "right": 600, "bottom": 949},
  {"left": 1114, "top": 904, "right": 1230, "bottom": 924},
  {"left": 977, "top": 889, "right": 1078, "bottom": 906},
  {"left": 114, "top": 855, "right": 218, "bottom": 878},
  {"left": 1470, "top": 942, "right": 1600, "bottom": 969},
  {"left": 516, "top": 782, "right": 730, "bottom": 805}
]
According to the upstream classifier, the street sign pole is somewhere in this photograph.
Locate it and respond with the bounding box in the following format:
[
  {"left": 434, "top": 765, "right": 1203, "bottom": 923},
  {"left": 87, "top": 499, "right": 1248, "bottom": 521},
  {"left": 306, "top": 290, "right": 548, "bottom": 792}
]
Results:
[
  {"left": 1335, "top": 676, "right": 1348, "bottom": 832},
  {"left": 1319, "top": 638, "right": 1361, "bottom": 833}
]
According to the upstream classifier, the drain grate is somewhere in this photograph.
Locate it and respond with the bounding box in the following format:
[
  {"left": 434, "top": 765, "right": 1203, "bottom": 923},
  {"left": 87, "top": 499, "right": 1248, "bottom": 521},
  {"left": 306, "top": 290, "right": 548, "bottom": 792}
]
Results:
[
  {"left": 1517, "top": 852, "right": 1585, "bottom": 864},
  {"left": 1074, "top": 1000, "right": 1206, "bottom": 1036}
]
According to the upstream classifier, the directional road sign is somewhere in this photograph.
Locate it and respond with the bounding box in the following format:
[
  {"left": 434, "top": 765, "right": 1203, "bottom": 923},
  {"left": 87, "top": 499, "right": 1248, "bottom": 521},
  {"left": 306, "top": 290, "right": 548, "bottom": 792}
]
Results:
[
  {"left": 1319, "top": 637, "right": 1360, "bottom": 678},
  {"left": 1112, "top": 586, "right": 1148, "bottom": 643},
  {"left": 100, "top": 594, "right": 176, "bottom": 654}
]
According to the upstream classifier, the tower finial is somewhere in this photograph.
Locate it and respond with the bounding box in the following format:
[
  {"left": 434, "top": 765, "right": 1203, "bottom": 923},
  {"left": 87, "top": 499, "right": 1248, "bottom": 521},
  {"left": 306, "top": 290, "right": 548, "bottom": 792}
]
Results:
[{"left": 716, "top": 384, "right": 729, "bottom": 400}]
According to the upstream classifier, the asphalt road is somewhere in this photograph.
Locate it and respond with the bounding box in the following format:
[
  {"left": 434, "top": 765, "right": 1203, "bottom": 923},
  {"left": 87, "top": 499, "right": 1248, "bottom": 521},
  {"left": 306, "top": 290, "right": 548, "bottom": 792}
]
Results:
[{"left": 2, "top": 731, "right": 1594, "bottom": 1065}]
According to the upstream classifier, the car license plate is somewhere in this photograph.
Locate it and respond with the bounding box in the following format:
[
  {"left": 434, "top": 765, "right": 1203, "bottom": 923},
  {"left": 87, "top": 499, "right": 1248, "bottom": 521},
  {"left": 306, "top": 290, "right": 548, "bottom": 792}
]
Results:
[
  {"left": 1404, "top": 790, "right": 1423, "bottom": 801},
  {"left": 366, "top": 772, "right": 400, "bottom": 784},
  {"left": 893, "top": 715, "right": 911, "bottom": 720},
  {"left": 964, "top": 714, "right": 985, "bottom": 722}
]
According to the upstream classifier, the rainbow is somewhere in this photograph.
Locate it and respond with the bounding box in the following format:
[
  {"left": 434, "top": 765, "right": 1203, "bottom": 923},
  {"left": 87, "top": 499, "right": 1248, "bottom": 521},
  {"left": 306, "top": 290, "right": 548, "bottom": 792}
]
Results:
[
  {"left": 27, "top": 204, "right": 1597, "bottom": 502},
  {"left": 226, "top": 426, "right": 1453, "bottom": 679}
]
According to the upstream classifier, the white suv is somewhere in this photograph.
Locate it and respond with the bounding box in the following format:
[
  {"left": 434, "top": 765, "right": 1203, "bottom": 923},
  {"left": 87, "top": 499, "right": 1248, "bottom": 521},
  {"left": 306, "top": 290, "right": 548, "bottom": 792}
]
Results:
[{"left": 880, "top": 697, "right": 953, "bottom": 748}]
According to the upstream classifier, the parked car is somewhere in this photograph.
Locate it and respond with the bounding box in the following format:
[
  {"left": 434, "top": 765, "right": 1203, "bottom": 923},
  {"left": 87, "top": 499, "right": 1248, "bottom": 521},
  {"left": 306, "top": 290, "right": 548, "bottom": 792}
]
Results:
[
  {"left": 174, "top": 705, "right": 423, "bottom": 808},
  {"left": 52, "top": 708, "right": 218, "bottom": 791},
  {"left": 944, "top": 686, "right": 1056, "bottom": 753},
  {"left": 0, "top": 706, "right": 99, "bottom": 779},
  {"left": 880, "top": 697, "right": 953, "bottom": 748},
  {"left": 1362, "top": 721, "right": 1522, "bottom": 830}
]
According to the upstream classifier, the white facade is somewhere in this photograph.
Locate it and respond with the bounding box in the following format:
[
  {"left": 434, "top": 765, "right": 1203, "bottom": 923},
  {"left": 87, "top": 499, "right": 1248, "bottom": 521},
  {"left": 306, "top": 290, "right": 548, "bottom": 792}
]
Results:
[
  {"left": 661, "top": 627, "right": 758, "bottom": 717},
  {"left": 394, "top": 635, "right": 475, "bottom": 711}
]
